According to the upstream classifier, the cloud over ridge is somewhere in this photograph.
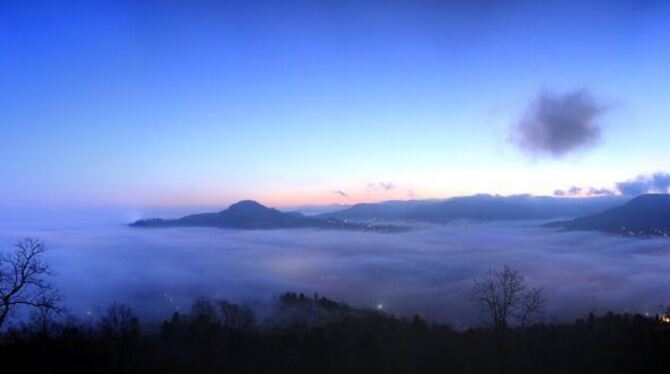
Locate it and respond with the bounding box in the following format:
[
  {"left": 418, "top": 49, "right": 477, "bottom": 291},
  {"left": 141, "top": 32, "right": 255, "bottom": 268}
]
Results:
[{"left": 616, "top": 173, "right": 670, "bottom": 196}]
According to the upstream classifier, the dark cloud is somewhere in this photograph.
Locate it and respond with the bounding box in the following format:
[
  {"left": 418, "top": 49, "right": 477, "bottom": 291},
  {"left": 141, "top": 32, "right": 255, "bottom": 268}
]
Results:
[
  {"left": 553, "top": 186, "right": 615, "bottom": 197},
  {"left": 513, "top": 89, "right": 608, "bottom": 157},
  {"left": 616, "top": 173, "right": 670, "bottom": 196},
  {"left": 331, "top": 190, "right": 349, "bottom": 198}
]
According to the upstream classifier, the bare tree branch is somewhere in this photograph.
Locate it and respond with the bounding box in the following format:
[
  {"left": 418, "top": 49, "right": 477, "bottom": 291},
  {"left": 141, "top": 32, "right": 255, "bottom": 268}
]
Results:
[
  {"left": 469, "top": 265, "right": 546, "bottom": 371},
  {"left": 0, "top": 237, "right": 61, "bottom": 330},
  {"left": 470, "top": 265, "right": 544, "bottom": 330}
]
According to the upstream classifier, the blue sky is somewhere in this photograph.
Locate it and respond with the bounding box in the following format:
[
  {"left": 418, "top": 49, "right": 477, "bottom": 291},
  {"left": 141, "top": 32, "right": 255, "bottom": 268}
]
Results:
[{"left": 1, "top": 0, "right": 669, "bottom": 208}]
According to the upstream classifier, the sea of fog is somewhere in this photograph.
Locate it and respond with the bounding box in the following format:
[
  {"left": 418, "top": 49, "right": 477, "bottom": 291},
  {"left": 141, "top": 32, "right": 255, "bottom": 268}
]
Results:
[{"left": 0, "top": 207, "right": 669, "bottom": 328}]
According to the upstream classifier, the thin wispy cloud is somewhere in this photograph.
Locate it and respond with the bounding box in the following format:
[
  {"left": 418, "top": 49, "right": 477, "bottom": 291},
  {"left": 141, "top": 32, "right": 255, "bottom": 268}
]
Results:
[
  {"left": 331, "top": 190, "right": 349, "bottom": 198},
  {"left": 367, "top": 182, "right": 396, "bottom": 191},
  {"left": 554, "top": 186, "right": 614, "bottom": 197},
  {"left": 513, "top": 89, "right": 608, "bottom": 158}
]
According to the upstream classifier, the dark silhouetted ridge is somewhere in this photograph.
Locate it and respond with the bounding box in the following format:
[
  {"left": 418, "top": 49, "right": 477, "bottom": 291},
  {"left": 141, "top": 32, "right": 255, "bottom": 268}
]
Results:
[
  {"left": 548, "top": 194, "right": 670, "bottom": 237},
  {"left": 131, "top": 200, "right": 407, "bottom": 232},
  {"left": 319, "top": 194, "right": 627, "bottom": 223}
]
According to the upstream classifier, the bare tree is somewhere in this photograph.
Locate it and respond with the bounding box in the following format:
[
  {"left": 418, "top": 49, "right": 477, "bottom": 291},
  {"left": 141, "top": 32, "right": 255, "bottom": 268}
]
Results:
[
  {"left": 99, "top": 302, "right": 139, "bottom": 339},
  {"left": 218, "top": 300, "right": 256, "bottom": 332},
  {"left": 470, "top": 265, "right": 544, "bottom": 329},
  {"left": 516, "top": 286, "right": 544, "bottom": 328},
  {"left": 469, "top": 265, "right": 544, "bottom": 371},
  {"left": 0, "top": 237, "right": 60, "bottom": 330}
]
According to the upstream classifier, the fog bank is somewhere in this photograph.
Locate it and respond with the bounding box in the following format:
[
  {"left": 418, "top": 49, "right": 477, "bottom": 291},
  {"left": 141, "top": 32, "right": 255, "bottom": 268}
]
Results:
[{"left": 0, "top": 209, "right": 668, "bottom": 328}]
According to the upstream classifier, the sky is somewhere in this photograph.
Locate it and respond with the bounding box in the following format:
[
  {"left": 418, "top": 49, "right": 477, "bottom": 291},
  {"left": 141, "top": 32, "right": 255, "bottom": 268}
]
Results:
[{"left": 1, "top": 0, "right": 669, "bottom": 209}]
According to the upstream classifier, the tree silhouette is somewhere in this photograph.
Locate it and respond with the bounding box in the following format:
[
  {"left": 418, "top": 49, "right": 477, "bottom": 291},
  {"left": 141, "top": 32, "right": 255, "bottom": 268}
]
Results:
[
  {"left": 99, "top": 302, "right": 139, "bottom": 339},
  {"left": 470, "top": 265, "right": 544, "bottom": 372},
  {"left": 0, "top": 237, "right": 60, "bottom": 330}
]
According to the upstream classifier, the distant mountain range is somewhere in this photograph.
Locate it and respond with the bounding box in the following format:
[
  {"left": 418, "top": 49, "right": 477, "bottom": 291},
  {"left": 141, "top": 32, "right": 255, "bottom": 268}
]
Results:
[
  {"left": 548, "top": 194, "right": 670, "bottom": 237},
  {"left": 317, "top": 199, "right": 440, "bottom": 221},
  {"left": 318, "top": 194, "right": 628, "bottom": 223},
  {"left": 130, "top": 200, "right": 407, "bottom": 232},
  {"left": 131, "top": 194, "right": 670, "bottom": 237}
]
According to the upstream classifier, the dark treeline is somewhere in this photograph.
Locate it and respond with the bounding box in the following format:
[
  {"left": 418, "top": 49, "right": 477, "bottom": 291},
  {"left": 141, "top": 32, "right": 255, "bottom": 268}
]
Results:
[{"left": 1, "top": 292, "right": 669, "bottom": 374}]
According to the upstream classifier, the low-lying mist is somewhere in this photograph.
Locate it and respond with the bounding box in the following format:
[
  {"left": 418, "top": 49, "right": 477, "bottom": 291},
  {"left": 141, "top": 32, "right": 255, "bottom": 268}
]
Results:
[{"left": 1, "top": 209, "right": 668, "bottom": 328}]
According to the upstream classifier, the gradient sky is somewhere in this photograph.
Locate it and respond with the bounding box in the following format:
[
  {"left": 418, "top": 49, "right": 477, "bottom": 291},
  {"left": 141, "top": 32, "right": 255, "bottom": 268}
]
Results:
[{"left": 1, "top": 0, "right": 669, "bottom": 208}]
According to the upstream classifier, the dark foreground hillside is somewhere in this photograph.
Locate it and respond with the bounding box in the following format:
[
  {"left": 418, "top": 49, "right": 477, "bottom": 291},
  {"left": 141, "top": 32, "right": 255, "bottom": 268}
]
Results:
[{"left": 1, "top": 293, "right": 669, "bottom": 374}]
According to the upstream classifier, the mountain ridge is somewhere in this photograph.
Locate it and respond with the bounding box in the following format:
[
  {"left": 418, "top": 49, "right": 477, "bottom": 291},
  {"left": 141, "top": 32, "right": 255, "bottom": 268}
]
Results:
[
  {"left": 130, "top": 200, "right": 407, "bottom": 232},
  {"left": 318, "top": 194, "right": 628, "bottom": 223},
  {"left": 547, "top": 194, "right": 670, "bottom": 237}
]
